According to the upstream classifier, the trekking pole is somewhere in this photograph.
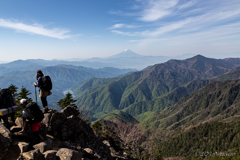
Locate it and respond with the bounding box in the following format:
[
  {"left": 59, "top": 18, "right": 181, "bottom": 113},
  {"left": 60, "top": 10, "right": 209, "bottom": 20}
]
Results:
[{"left": 35, "top": 85, "right": 37, "bottom": 104}]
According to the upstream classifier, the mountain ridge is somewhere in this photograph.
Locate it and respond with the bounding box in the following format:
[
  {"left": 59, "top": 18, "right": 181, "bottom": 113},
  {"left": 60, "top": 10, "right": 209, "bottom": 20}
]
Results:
[{"left": 74, "top": 55, "right": 240, "bottom": 120}]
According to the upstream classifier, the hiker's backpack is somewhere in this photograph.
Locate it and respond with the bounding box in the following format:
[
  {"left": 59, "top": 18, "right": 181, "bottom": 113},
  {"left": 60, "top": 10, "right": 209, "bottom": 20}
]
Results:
[
  {"left": 42, "top": 76, "right": 52, "bottom": 91},
  {"left": 0, "top": 88, "right": 14, "bottom": 109},
  {"left": 25, "top": 102, "right": 44, "bottom": 123}
]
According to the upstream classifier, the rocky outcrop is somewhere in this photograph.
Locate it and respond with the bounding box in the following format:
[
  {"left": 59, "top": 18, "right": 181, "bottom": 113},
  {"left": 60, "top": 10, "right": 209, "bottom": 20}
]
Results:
[
  {"left": 56, "top": 148, "right": 83, "bottom": 160},
  {"left": 0, "top": 122, "right": 11, "bottom": 159},
  {"left": 0, "top": 106, "right": 135, "bottom": 160}
]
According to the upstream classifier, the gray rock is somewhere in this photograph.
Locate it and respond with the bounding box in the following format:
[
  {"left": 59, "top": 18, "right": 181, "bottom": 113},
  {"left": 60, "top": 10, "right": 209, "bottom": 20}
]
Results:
[
  {"left": 22, "top": 149, "right": 44, "bottom": 160},
  {"left": 0, "top": 122, "right": 11, "bottom": 159},
  {"left": 15, "top": 117, "right": 23, "bottom": 127},
  {"left": 18, "top": 142, "right": 29, "bottom": 153},
  {"left": 33, "top": 142, "right": 49, "bottom": 153},
  {"left": 73, "top": 118, "right": 112, "bottom": 158},
  {"left": 2, "top": 139, "right": 21, "bottom": 160},
  {"left": 83, "top": 148, "right": 97, "bottom": 159},
  {"left": 38, "top": 123, "right": 47, "bottom": 140},
  {"left": 42, "top": 113, "right": 51, "bottom": 129},
  {"left": 60, "top": 116, "right": 76, "bottom": 140},
  {"left": 48, "top": 112, "right": 66, "bottom": 132},
  {"left": 83, "top": 148, "right": 94, "bottom": 155},
  {"left": 60, "top": 105, "right": 80, "bottom": 118},
  {"left": 103, "top": 140, "right": 111, "bottom": 147},
  {"left": 10, "top": 125, "right": 22, "bottom": 133},
  {"left": 94, "top": 153, "right": 101, "bottom": 159},
  {"left": 56, "top": 148, "right": 83, "bottom": 160},
  {"left": 43, "top": 150, "right": 58, "bottom": 160}
]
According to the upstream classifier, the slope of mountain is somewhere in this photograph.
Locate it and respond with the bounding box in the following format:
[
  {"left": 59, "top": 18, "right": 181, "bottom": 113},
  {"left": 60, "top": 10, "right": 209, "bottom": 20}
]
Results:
[
  {"left": 140, "top": 79, "right": 240, "bottom": 138},
  {"left": 75, "top": 55, "right": 240, "bottom": 119},
  {"left": 122, "top": 80, "right": 210, "bottom": 118},
  {"left": 100, "top": 109, "right": 139, "bottom": 124},
  {"left": 123, "top": 66, "right": 240, "bottom": 119},
  {"left": 72, "top": 77, "right": 120, "bottom": 96},
  {"left": 159, "top": 120, "right": 240, "bottom": 157}
]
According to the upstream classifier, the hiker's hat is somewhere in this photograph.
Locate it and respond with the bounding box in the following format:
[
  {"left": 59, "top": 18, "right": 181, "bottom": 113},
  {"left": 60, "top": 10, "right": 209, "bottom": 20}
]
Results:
[
  {"left": 20, "top": 99, "right": 27, "bottom": 105},
  {"left": 37, "top": 70, "right": 43, "bottom": 74}
]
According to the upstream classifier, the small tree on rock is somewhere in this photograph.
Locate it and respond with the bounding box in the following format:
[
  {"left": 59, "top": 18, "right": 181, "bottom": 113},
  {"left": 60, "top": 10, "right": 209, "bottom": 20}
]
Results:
[
  {"left": 15, "top": 86, "right": 32, "bottom": 118},
  {"left": 16, "top": 86, "right": 32, "bottom": 105},
  {"left": 57, "top": 92, "right": 77, "bottom": 109}
]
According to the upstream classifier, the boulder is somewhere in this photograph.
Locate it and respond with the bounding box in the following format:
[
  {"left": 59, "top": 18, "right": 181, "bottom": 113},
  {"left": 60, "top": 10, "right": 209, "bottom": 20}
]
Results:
[
  {"left": 48, "top": 112, "right": 66, "bottom": 133},
  {"left": 10, "top": 125, "right": 22, "bottom": 133},
  {"left": 1, "top": 139, "right": 21, "bottom": 160},
  {"left": 83, "top": 148, "right": 96, "bottom": 159},
  {"left": 33, "top": 142, "right": 50, "bottom": 154},
  {"left": 18, "top": 142, "right": 29, "bottom": 153},
  {"left": 38, "top": 123, "right": 47, "bottom": 140},
  {"left": 103, "top": 140, "right": 111, "bottom": 147},
  {"left": 43, "top": 150, "right": 58, "bottom": 160},
  {"left": 60, "top": 115, "right": 76, "bottom": 140},
  {"left": 60, "top": 106, "right": 80, "bottom": 118},
  {"left": 0, "top": 122, "right": 11, "bottom": 159},
  {"left": 83, "top": 148, "right": 94, "bottom": 155},
  {"left": 56, "top": 148, "right": 83, "bottom": 160},
  {"left": 22, "top": 149, "right": 44, "bottom": 160},
  {"left": 15, "top": 117, "right": 23, "bottom": 127},
  {"left": 42, "top": 113, "right": 52, "bottom": 129},
  {"left": 73, "top": 118, "right": 112, "bottom": 158}
]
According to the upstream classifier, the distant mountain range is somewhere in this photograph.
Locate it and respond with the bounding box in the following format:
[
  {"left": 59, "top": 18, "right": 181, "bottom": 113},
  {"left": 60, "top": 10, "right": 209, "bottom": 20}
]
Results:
[
  {"left": 1, "top": 49, "right": 197, "bottom": 70},
  {"left": 78, "top": 49, "right": 197, "bottom": 69},
  {"left": 0, "top": 62, "right": 136, "bottom": 109}
]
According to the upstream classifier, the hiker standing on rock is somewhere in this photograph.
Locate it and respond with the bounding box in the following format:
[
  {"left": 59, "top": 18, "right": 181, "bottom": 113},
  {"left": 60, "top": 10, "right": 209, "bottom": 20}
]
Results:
[
  {"left": 34, "top": 70, "right": 52, "bottom": 113},
  {"left": 19, "top": 99, "right": 44, "bottom": 146}
]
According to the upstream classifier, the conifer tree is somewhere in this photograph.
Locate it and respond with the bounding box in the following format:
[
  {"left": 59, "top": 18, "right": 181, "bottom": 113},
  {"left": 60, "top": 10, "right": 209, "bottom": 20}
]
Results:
[
  {"left": 14, "top": 86, "right": 32, "bottom": 118},
  {"left": 8, "top": 84, "right": 19, "bottom": 97},
  {"left": 57, "top": 92, "right": 77, "bottom": 109},
  {"left": 16, "top": 86, "right": 33, "bottom": 105}
]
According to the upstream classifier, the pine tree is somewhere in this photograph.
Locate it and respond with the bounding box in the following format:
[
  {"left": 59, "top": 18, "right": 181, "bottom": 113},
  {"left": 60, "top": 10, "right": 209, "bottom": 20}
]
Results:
[
  {"left": 57, "top": 92, "right": 77, "bottom": 109},
  {"left": 8, "top": 84, "right": 19, "bottom": 98},
  {"left": 15, "top": 86, "right": 32, "bottom": 118},
  {"left": 16, "top": 86, "right": 32, "bottom": 105}
]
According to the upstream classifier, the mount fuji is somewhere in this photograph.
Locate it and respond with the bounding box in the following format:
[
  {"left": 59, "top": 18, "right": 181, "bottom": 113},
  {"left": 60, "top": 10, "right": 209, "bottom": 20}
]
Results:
[{"left": 108, "top": 49, "right": 144, "bottom": 58}]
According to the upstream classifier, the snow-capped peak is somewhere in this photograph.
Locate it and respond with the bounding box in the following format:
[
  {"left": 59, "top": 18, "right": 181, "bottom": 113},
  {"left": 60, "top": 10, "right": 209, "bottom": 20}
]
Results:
[{"left": 108, "top": 49, "right": 143, "bottom": 58}]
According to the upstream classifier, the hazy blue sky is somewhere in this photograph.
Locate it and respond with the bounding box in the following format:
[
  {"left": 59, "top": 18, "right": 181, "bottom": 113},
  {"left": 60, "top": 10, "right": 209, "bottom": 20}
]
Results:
[{"left": 0, "top": 0, "right": 240, "bottom": 61}]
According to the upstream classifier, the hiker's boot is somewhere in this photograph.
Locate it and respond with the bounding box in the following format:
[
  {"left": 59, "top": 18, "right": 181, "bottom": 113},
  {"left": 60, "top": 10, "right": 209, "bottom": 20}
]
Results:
[{"left": 44, "top": 106, "right": 48, "bottom": 113}]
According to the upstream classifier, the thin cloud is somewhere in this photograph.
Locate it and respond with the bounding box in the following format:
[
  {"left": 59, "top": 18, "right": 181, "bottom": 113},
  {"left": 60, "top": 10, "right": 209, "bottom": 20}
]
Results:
[
  {"left": 111, "top": 19, "right": 191, "bottom": 37},
  {"left": 110, "top": 0, "right": 240, "bottom": 37},
  {"left": 130, "top": 21, "right": 240, "bottom": 47},
  {"left": 111, "top": 30, "right": 140, "bottom": 36},
  {"left": 178, "top": 0, "right": 196, "bottom": 10},
  {"left": 138, "top": 0, "right": 179, "bottom": 21},
  {"left": 109, "top": 23, "right": 141, "bottom": 29},
  {"left": 0, "top": 19, "right": 77, "bottom": 39}
]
